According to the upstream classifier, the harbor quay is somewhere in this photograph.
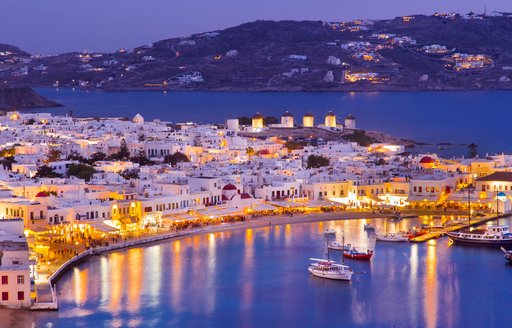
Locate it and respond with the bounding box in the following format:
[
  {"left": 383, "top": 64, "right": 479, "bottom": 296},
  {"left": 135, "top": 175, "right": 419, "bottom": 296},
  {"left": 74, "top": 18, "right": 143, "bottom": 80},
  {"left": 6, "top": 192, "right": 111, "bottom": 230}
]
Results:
[{"left": 0, "top": 110, "right": 511, "bottom": 310}]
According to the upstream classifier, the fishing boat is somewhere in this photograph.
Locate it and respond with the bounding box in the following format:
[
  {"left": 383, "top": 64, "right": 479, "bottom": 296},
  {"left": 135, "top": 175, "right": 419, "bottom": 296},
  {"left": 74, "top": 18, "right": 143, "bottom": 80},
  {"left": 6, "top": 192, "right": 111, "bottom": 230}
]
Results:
[
  {"left": 447, "top": 225, "right": 512, "bottom": 247},
  {"left": 405, "top": 228, "right": 428, "bottom": 240},
  {"left": 363, "top": 223, "right": 375, "bottom": 230},
  {"left": 343, "top": 247, "right": 373, "bottom": 260},
  {"left": 308, "top": 258, "right": 354, "bottom": 281},
  {"left": 375, "top": 233, "right": 409, "bottom": 242},
  {"left": 500, "top": 247, "right": 512, "bottom": 263}
]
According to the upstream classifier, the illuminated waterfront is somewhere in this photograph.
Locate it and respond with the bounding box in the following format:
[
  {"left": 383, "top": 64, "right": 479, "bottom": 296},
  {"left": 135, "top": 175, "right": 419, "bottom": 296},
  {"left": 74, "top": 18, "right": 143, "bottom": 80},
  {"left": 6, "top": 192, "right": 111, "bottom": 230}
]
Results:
[{"left": 18, "top": 216, "right": 512, "bottom": 327}]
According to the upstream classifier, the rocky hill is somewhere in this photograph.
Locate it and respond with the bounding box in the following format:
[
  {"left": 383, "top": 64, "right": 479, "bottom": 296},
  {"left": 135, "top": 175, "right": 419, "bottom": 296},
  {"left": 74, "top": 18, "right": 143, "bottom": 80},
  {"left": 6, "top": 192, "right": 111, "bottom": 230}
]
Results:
[
  {"left": 0, "top": 87, "right": 61, "bottom": 110},
  {"left": 3, "top": 13, "right": 512, "bottom": 91}
]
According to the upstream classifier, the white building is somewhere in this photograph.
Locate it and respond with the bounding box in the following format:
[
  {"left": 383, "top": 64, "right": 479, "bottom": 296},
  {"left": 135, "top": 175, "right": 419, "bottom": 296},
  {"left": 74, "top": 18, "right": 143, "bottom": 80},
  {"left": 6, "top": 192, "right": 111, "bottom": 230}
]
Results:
[{"left": 0, "top": 219, "right": 32, "bottom": 308}]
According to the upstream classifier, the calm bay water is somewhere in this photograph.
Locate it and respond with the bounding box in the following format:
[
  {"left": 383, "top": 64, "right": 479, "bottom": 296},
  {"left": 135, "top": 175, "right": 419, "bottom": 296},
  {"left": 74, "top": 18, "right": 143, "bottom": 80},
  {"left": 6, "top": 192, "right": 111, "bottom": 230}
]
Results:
[
  {"left": 33, "top": 88, "right": 512, "bottom": 157},
  {"left": 19, "top": 216, "right": 512, "bottom": 328}
]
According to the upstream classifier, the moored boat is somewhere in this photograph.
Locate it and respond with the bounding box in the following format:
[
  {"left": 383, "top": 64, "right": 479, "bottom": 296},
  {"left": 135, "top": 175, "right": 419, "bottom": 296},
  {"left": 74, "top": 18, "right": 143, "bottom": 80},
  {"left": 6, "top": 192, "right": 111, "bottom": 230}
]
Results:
[
  {"left": 328, "top": 241, "right": 350, "bottom": 251},
  {"left": 375, "top": 233, "right": 409, "bottom": 242},
  {"left": 500, "top": 247, "right": 512, "bottom": 263},
  {"left": 447, "top": 225, "right": 512, "bottom": 247},
  {"left": 405, "top": 229, "right": 428, "bottom": 240},
  {"left": 308, "top": 258, "right": 354, "bottom": 281},
  {"left": 343, "top": 248, "right": 373, "bottom": 260},
  {"left": 324, "top": 229, "right": 336, "bottom": 235},
  {"left": 363, "top": 223, "right": 375, "bottom": 230}
]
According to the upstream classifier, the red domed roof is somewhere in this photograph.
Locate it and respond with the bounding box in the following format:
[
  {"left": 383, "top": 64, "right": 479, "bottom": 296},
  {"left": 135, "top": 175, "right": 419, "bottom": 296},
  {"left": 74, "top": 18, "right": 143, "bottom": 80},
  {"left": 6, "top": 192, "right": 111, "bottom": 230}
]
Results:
[
  {"left": 259, "top": 149, "right": 270, "bottom": 155},
  {"left": 419, "top": 156, "right": 434, "bottom": 164},
  {"left": 240, "top": 193, "right": 252, "bottom": 199},
  {"left": 35, "top": 191, "right": 49, "bottom": 197},
  {"left": 221, "top": 195, "right": 229, "bottom": 201},
  {"left": 222, "top": 183, "right": 238, "bottom": 191}
]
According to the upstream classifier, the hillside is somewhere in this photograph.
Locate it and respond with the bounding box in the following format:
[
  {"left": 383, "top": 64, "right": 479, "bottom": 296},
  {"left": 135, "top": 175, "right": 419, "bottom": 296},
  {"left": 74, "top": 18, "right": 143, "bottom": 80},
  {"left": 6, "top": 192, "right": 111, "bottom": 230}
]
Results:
[
  {"left": 0, "top": 87, "right": 61, "bottom": 110},
  {"left": 3, "top": 13, "right": 512, "bottom": 91}
]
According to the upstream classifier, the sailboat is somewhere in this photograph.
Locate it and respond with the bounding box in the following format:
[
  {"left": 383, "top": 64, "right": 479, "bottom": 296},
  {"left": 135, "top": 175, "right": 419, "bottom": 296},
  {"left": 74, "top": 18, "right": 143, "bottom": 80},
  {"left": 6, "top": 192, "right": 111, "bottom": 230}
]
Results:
[{"left": 308, "top": 231, "right": 353, "bottom": 281}]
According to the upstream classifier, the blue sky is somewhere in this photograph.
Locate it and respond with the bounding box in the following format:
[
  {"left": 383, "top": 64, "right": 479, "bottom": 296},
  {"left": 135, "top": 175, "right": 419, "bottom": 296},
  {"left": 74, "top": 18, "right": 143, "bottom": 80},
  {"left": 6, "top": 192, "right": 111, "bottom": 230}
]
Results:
[{"left": 1, "top": 0, "right": 510, "bottom": 54}]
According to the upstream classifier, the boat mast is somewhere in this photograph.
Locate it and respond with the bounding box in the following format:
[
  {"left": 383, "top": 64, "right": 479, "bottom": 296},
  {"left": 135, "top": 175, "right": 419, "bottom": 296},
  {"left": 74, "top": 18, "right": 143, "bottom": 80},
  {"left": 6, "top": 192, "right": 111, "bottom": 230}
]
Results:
[
  {"left": 468, "top": 184, "right": 472, "bottom": 231},
  {"left": 326, "top": 234, "right": 330, "bottom": 262},
  {"left": 342, "top": 233, "right": 345, "bottom": 264},
  {"left": 497, "top": 190, "right": 500, "bottom": 226}
]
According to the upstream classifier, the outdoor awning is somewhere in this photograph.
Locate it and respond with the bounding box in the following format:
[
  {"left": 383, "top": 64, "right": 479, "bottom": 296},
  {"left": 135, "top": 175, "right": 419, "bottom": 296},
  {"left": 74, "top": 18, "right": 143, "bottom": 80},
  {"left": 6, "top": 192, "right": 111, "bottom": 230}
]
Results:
[
  {"left": 252, "top": 204, "right": 277, "bottom": 211},
  {"left": 365, "top": 193, "right": 383, "bottom": 202},
  {"left": 88, "top": 222, "right": 119, "bottom": 233},
  {"left": 117, "top": 217, "right": 138, "bottom": 225},
  {"left": 268, "top": 201, "right": 304, "bottom": 208},
  {"left": 406, "top": 194, "right": 440, "bottom": 202},
  {"left": 197, "top": 207, "right": 243, "bottom": 219},
  {"left": 28, "top": 226, "right": 50, "bottom": 234}
]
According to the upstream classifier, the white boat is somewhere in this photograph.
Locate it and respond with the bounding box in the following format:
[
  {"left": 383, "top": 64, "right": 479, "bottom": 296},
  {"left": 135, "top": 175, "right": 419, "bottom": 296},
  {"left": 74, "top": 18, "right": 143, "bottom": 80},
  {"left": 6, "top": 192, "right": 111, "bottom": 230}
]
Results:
[
  {"left": 447, "top": 225, "right": 512, "bottom": 247},
  {"left": 328, "top": 241, "right": 351, "bottom": 251},
  {"left": 375, "top": 233, "right": 409, "bottom": 242},
  {"left": 363, "top": 223, "right": 375, "bottom": 230},
  {"left": 324, "top": 229, "right": 336, "bottom": 235},
  {"left": 308, "top": 258, "right": 353, "bottom": 281}
]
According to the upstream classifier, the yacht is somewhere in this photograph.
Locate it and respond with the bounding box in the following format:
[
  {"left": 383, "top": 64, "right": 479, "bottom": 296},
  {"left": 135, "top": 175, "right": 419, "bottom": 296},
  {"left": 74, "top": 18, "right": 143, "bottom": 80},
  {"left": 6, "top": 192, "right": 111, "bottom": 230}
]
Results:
[
  {"left": 447, "top": 225, "right": 512, "bottom": 247},
  {"left": 308, "top": 258, "right": 353, "bottom": 281}
]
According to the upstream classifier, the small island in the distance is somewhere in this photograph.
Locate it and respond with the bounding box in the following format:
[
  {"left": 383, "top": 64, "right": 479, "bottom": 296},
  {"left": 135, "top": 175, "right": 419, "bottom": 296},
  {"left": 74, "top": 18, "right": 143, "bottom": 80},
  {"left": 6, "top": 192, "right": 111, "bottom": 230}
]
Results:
[{"left": 2, "top": 12, "right": 512, "bottom": 92}]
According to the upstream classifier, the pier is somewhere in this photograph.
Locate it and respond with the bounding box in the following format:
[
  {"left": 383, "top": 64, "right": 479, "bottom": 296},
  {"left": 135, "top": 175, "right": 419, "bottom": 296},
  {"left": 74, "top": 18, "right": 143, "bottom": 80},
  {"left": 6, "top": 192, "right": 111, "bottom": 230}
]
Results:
[{"left": 410, "top": 213, "right": 512, "bottom": 243}]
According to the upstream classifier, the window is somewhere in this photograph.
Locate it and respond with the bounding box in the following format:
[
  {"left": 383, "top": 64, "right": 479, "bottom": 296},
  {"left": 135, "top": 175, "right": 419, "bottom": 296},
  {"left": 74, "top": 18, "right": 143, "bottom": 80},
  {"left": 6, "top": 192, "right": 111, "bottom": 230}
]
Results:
[
  {"left": 17, "top": 291, "right": 24, "bottom": 301},
  {"left": 17, "top": 275, "right": 24, "bottom": 285},
  {"left": 1, "top": 292, "right": 7, "bottom": 301},
  {"left": 1, "top": 276, "right": 7, "bottom": 285}
]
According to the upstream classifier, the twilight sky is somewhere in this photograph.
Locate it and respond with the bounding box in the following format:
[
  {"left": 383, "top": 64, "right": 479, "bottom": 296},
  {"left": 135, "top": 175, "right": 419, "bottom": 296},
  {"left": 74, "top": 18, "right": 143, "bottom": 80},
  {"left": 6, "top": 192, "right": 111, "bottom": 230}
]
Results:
[{"left": 1, "top": 0, "right": 510, "bottom": 54}]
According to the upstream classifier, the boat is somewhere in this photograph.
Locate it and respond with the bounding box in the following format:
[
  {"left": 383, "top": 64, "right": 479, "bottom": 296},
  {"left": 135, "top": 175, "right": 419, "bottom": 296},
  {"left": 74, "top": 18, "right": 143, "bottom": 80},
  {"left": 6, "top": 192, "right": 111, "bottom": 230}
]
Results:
[
  {"left": 500, "top": 247, "right": 512, "bottom": 263},
  {"left": 343, "top": 247, "right": 373, "bottom": 260},
  {"left": 309, "top": 231, "right": 353, "bottom": 281},
  {"left": 447, "top": 225, "right": 512, "bottom": 247},
  {"left": 324, "top": 229, "right": 336, "bottom": 235},
  {"left": 308, "top": 258, "right": 354, "bottom": 281},
  {"left": 375, "top": 233, "right": 409, "bottom": 242},
  {"left": 363, "top": 223, "right": 375, "bottom": 230},
  {"left": 328, "top": 241, "right": 350, "bottom": 251},
  {"left": 405, "top": 228, "right": 428, "bottom": 240}
]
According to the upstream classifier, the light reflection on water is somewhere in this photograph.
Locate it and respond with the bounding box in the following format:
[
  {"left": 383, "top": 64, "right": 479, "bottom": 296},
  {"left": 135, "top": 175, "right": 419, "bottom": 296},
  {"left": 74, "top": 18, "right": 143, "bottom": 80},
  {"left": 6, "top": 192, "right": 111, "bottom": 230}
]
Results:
[{"left": 12, "top": 216, "right": 512, "bottom": 327}]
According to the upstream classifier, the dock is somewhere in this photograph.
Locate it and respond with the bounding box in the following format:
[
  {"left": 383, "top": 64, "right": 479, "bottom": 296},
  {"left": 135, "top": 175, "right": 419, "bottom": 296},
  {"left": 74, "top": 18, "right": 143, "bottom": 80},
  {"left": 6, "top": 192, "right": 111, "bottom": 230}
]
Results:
[{"left": 410, "top": 213, "right": 512, "bottom": 243}]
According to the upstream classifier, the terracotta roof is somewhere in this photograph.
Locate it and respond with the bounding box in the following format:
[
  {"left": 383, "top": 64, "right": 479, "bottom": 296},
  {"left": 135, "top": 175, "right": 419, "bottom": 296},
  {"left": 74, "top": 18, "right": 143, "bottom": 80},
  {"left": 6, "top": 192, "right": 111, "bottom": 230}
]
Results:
[
  {"left": 240, "top": 193, "right": 252, "bottom": 199},
  {"left": 476, "top": 172, "right": 512, "bottom": 182},
  {"left": 35, "top": 191, "right": 49, "bottom": 197},
  {"left": 419, "top": 156, "right": 434, "bottom": 164},
  {"left": 222, "top": 183, "right": 238, "bottom": 190}
]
